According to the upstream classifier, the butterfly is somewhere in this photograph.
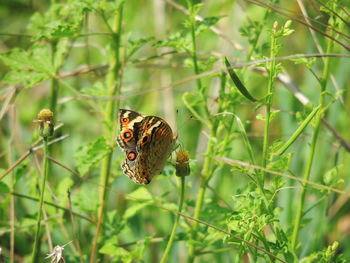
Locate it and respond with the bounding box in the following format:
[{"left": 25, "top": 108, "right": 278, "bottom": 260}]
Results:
[{"left": 116, "top": 109, "right": 175, "bottom": 184}]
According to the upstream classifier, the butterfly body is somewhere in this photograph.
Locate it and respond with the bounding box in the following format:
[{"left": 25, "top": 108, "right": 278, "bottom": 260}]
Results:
[{"left": 117, "top": 109, "right": 174, "bottom": 184}]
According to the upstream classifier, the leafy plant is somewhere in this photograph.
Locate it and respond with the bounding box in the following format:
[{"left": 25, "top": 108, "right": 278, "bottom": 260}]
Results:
[{"left": 0, "top": 0, "right": 349, "bottom": 262}]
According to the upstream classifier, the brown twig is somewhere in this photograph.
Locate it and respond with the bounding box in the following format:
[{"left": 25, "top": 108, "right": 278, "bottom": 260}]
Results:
[
  {"left": 322, "top": 119, "right": 350, "bottom": 152},
  {"left": 0, "top": 124, "right": 66, "bottom": 181},
  {"left": 59, "top": 65, "right": 108, "bottom": 79},
  {"left": 296, "top": 0, "right": 346, "bottom": 108},
  {"left": 214, "top": 157, "right": 350, "bottom": 196},
  {"left": 245, "top": 0, "right": 350, "bottom": 51},
  {"left": 313, "top": 0, "right": 350, "bottom": 29},
  {"left": 0, "top": 214, "right": 62, "bottom": 236},
  {"left": 0, "top": 86, "right": 17, "bottom": 121},
  {"left": 11, "top": 192, "right": 94, "bottom": 223},
  {"left": 67, "top": 190, "right": 84, "bottom": 263}
]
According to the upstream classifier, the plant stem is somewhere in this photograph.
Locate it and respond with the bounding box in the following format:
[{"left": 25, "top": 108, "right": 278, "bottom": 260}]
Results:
[
  {"left": 50, "top": 41, "right": 59, "bottom": 117},
  {"left": 291, "top": 31, "right": 333, "bottom": 251},
  {"left": 188, "top": 2, "right": 202, "bottom": 92},
  {"left": 186, "top": 0, "right": 211, "bottom": 120},
  {"left": 89, "top": 4, "right": 123, "bottom": 263},
  {"left": 67, "top": 191, "right": 84, "bottom": 263},
  {"left": 8, "top": 107, "right": 15, "bottom": 263},
  {"left": 241, "top": 8, "right": 270, "bottom": 76},
  {"left": 31, "top": 139, "right": 49, "bottom": 263},
  {"left": 187, "top": 132, "right": 216, "bottom": 263},
  {"left": 262, "top": 23, "right": 278, "bottom": 171},
  {"left": 160, "top": 175, "right": 186, "bottom": 263}
]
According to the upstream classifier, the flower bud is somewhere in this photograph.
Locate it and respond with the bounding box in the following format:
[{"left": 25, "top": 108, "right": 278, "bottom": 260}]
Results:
[
  {"left": 175, "top": 150, "right": 190, "bottom": 177},
  {"left": 36, "top": 109, "right": 54, "bottom": 139}
]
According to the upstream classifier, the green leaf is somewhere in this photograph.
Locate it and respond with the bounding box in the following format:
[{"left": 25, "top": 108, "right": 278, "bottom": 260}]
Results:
[
  {"left": 100, "top": 236, "right": 132, "bottom": 262},
  {"left": 28, "top": 3, "right": 84, "bottom": 40},
  {"left": 123, "top": 202, "right": 149, "bottom": 219},
  {"left": 0, "top": 46, "right": 54, "bottom": 88},
  {"left": 131, "top": 235, "right": 153, "bottom": 260},
  {"left": 126, "top": 187, "right": 153, "bottom": 201},
  {"left": 0, "top": 181, "right": 10, "bottom": 197},
  {"left": 74, "top": 137, "right": 111, "bottom": 176},
  {"left": 81, "top": 81, "right": 108, "bottom": 97},
  {"left": 72, "top": 183, "right": 99, "bottom": 212},
  {"left": 225, "top": 57, "right": 257, "bottom": 102},
  {"left": 323, "top": 165, "right": 343, "bottom": 187},
  {"left": 128, "top": 36, "right": 155, "bottom": 59},
  {"left": 2, "top": 71, "right": 48, "bottom": 88},
  {"left": 123, "top": 187, "right": 154, "bottom": 219},
  {"left": 291, "top": 56, "right": 316, "bottom": 68},
  {"left": 195, "top": 16, "right": 221, "bottom": 35},
  {"left": 256, "top": 113, "right": 265, "bottom": 121},
  {"left": 300, "top": 241, "right": 345, "bottom": 263},
  {"left": 153, "top": 31, "right": 191, "bottom": 53},
  {"left": 54, "top": 38, "right": 70, "bottom": 70},
  {"left": 267, "top": 152, "right": 293, "bottom": 171},
  {"left": 56, "top": 176, "right": 74, "bottom": 204},
  {"left": 183, "top": 92, "right": 204, "bottom": 108}
]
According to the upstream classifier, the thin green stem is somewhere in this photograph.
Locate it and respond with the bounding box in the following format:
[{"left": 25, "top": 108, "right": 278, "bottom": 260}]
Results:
[
  {"left": 31, "top": 139, "right": 49, "bottom": 263},
  {"left": 186, "top": 0, "right": 211, "bottom": 121},
  {"left": 190, "top": 24, "right": 202, "bottom": 92},
  {"left": 241, "top": 7, "right": 270, "bottom": 76},
  {"left": 291, "top": 29, "right": 333, "bottom": 251},
  {"left": 50, "top": 41, "right": 59, "bottom": 117},
  {"left": 67, "top": 191, "right": 84, "bottom": 263},
  {"left": 187, "top": 3, "right": 202, "bottom": 92},
  {"left": 187, "top": 132, "right": 216, "bottom": 263},
  {"left": 185, "top": 4, "right": 217, "bottom": 259},
  {"left": 50, "top": 78, "right": 59, "bottom": 116},
  {"left": 187, "top": 182, "right": 206, "bottom": 262},
  {"left": 89, "top": 4, "right": 123, "bottom": 263},
  {"left": 160, "top": 176, "right": 186, "bottom": 263},
  {"left": 262, "top": 24, "right": 277, "bottom": 171},
  {"left": 8, "top": 114, "right": 15, "bottom": 263}
]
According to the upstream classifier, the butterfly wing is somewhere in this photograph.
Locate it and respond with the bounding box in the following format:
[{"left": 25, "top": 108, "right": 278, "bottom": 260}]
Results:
[
  {"left": 117, "top": 110, "right": 174, "bottom": 184},
  {"left": 135, "top": 116, "right": 174, "bottom": 183},
  {"left": 117, "top": 109, "right": 146, "bottom": 183}
]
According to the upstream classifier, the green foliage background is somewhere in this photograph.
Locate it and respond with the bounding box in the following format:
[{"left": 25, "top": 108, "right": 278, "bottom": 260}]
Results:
[{"left": 0, "top": 0, "right": 349, "bottom": 262}]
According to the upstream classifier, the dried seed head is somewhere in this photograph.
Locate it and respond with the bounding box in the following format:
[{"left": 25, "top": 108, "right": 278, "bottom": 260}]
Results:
[
  {"left": 45, "top": 241, "right": 72, "bottom": 263},
  {"left": 36, "top": 109, "right": 54, "bottom": 139},
  {"left": 175, "top": 150, "right": 190, "bottom": 177},
  {"left": 45, "top": 245, "right": 65, "bottom": 263}
]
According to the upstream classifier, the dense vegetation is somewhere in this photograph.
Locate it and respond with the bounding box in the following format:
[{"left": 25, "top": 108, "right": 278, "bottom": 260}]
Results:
[{"left": 0, "top": 0, "right": 349, "bottom": 262}]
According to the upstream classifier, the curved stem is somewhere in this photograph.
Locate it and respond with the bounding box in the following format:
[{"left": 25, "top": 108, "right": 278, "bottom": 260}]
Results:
[
  {"left": 160, "top": 176, "right": 186, "bottom": 263},
  {"left": 31, "top": 139, "right": 49, "bottom": 263}
]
